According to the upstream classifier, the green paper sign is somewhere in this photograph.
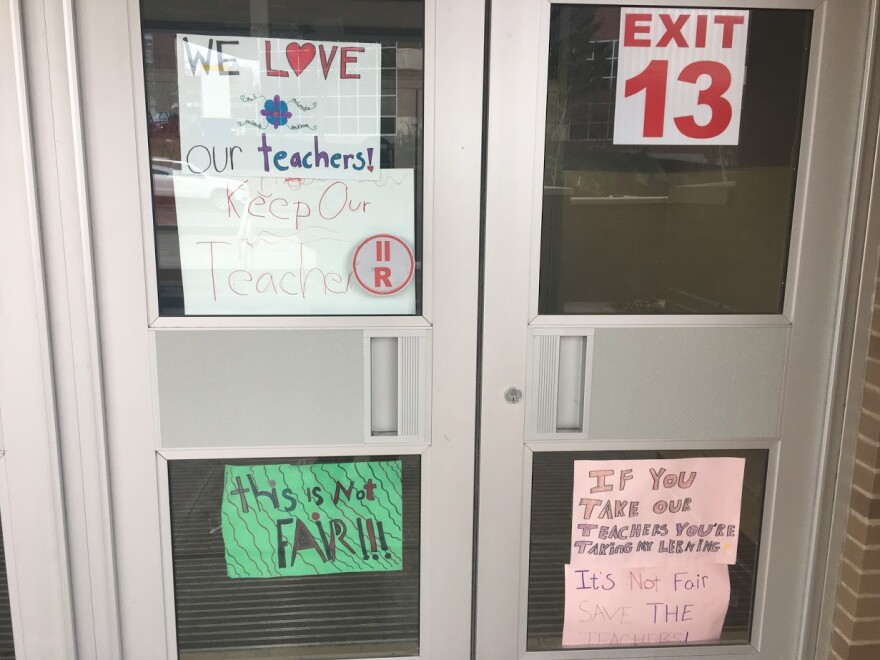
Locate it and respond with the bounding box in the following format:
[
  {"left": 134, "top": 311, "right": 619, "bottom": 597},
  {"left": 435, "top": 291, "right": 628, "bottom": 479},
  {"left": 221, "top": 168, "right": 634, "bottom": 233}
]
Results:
[{"left": 221, "top": 461, "right": 403, "bottom": 578}]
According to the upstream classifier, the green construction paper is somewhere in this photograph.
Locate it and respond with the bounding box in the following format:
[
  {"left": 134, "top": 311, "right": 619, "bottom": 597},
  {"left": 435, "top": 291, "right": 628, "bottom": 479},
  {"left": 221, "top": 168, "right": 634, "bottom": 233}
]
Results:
[{"left": 221, "top": 461, "right": 403, "bottom": 578}]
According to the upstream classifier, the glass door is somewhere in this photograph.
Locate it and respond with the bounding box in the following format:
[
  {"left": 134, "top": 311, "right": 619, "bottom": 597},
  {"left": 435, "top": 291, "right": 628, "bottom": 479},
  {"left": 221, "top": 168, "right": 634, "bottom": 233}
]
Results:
[
  {"left": 476, "top": 1, "right": 872, "bottom": 658},
  {"left": 74, "top": 0, "right": 484, "bottom": 656}
]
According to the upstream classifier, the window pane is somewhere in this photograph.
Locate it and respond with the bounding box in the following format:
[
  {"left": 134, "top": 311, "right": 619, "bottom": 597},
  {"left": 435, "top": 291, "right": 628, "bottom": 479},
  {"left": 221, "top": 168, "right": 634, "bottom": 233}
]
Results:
[
  {"left": 169, "top": 456, "right": 420, "bottom": 658},
  {"left": 526, "top": 449, "right": 768, "bottom": 651},
  {"left": 539, "top": 7, "right": 812, "bottom": 314},
  {"left": 141, "top": 0, "right": 424, "bottom": 316}
]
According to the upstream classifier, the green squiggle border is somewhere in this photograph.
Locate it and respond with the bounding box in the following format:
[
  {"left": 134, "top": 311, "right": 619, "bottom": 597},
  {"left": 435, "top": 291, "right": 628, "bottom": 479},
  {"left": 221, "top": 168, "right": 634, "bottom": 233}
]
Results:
[{"left": 221, "top": 460, "right": 403, "bottom": 578}]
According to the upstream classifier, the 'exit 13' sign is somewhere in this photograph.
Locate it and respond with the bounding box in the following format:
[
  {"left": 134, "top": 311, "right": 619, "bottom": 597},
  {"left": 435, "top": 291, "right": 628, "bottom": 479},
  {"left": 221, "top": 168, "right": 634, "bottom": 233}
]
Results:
[{"left": 613, "top": 8, "right": 750, "bottom": 146}]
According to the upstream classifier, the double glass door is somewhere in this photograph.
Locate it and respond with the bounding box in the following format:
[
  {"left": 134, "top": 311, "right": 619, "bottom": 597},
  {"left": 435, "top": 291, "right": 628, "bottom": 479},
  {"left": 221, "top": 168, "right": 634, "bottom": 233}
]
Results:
[{"left": 21, "top": 0, "right": 872, "bottom": 658}]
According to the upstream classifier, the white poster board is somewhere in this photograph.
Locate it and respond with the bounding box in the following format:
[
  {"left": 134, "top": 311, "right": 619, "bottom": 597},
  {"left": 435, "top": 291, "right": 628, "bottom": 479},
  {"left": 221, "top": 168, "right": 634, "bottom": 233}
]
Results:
[
  {"left": 173, "top": 170, "right": 416, "bottom": 314},
  {"left": 176, "top": 35, "right": 381, "bottom": 179},
  {"left": 613, "top": 8, "right": 749, "bottom": 145},
  {"left": 562, "top": 563, "right": 731, "bottom": 647}
]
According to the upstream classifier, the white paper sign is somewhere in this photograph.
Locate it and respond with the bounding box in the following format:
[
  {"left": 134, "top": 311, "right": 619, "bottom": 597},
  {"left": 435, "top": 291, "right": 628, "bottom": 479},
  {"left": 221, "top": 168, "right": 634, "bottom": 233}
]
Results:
[
  {"left": 173, "top": 169, "right": 416, "bottom": 314},
  {"left": 613, "top": 9, "right": 749, "bottom": 145},
  {"left": 176, "top": 35, "right": 381, "bottom": 180},
  {"left": 570, "top": 458, "right": 745, "bottom": 566},
  {"left": 562, "top": 563, "right": 731, "bottom": 647}
]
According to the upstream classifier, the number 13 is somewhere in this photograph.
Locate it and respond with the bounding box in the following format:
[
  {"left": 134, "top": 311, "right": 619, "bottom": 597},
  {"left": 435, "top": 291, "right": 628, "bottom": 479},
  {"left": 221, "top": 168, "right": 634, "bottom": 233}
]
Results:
[{"left": 624, "top": 59, "right": 733, "bottom": 140}]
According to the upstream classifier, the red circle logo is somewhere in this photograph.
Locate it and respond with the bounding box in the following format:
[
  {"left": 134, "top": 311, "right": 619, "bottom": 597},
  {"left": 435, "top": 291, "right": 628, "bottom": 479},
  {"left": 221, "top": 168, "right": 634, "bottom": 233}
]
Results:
[{"left": 352, "top": 234, "right": 415, "bottom": 296}]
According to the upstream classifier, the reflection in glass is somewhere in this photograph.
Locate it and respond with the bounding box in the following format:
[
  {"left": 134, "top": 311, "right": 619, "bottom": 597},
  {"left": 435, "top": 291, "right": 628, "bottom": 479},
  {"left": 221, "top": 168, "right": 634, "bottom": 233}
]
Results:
[
  {"left": 540, "top": 7, "right": 812, "bottom": 314},
  {"left": 141, "top": 0, "right": 425, "bottom": 315},
  {"left": 169, "top": 456, "right": 420, "bottom": 659},
  {"left": 526, "top": 449, "right": 767, "bottom": 651}
]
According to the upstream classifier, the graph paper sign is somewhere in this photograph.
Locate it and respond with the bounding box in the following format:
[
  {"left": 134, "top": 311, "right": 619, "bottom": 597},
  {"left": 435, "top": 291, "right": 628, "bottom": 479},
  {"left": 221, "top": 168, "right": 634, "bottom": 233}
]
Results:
[
  {"left": 221, "top": 461, "right": 403, "bottom": 577},
  {"left": 176, "top": 34, "right": 381, "bottom": 179}
]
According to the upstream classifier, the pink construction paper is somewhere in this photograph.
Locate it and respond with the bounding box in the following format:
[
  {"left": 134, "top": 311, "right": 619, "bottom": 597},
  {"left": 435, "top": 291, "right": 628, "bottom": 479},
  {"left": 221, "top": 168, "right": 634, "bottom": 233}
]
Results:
[
  {"left": 570, "top": 457, "right": 745, "bottom": 566},
  {"left": 562, "top": 563, "right": 731, "bottom": 647}
]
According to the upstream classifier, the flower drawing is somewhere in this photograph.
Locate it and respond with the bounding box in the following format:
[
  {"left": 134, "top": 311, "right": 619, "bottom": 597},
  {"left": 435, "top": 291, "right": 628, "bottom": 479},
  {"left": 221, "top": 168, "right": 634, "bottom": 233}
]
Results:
[{"left": 260, "top": 95, "right": 292, "bottom": 129}]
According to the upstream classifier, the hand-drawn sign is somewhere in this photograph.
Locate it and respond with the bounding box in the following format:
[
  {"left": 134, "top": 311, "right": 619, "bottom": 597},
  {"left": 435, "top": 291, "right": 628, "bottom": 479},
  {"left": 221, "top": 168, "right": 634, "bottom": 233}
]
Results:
[
  {"left": 176, "top": 35, "right": 381, "bottom": 180},
  {"left": 570, "top": 457, "right": 745, "bottom": 566},
  {"left": 562, "top": 563, "right": 731, "bottom": 647},
  {"left": 173, "top": 170, "right": 417, "bottom": 315},
  {"left": 352, "top": 234, "right": 415, "bottom": 295},
  {"left": 562, "top": 457, "right": 744, "bottom": 646},
  {"left": 221, "top": 461, "right": 403, "bottom": 577}
]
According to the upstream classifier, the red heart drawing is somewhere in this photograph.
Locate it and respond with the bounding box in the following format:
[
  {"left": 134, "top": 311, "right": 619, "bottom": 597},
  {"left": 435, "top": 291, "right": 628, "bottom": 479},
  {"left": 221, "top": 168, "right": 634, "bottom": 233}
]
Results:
[
  {"left": 367, "top": 165, "right": 374, "bottom": 172},
  {"left": 286, "top": 42, "right": 316, "bottom": 76}
]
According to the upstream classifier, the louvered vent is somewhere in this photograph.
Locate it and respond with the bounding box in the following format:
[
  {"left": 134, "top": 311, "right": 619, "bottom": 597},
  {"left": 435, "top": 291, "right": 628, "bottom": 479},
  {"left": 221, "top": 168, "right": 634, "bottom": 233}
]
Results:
[
  {"left": 533, "top": 334, "right": 560, "bottom": 435},
  {"left": 529, "top": 331, "right": 592, "bottom": 440},
  {"left": 398, "top": 336, "right": 421, "bottom": 438},
  {"left": 367, "top": 332, "right": 428, "bottom": 442}
]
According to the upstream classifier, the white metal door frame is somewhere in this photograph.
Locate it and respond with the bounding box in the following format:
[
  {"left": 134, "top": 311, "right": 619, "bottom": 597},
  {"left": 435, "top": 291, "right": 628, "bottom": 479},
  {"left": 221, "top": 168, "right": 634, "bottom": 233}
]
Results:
[
  {"left": 1, "top": 0, "right": 113, "bottom": 655},
  {"left": 0, "top": 0, "right": 115, "bottom": 658},
  {"left": 813, "top": 4, "right": 880, "bottom": 654},
  {"left": 476, "top": 1, "right": 876, "bottom": 658},
  {"left": 70, "top": 0, "right": 487, "bottom": 658}
]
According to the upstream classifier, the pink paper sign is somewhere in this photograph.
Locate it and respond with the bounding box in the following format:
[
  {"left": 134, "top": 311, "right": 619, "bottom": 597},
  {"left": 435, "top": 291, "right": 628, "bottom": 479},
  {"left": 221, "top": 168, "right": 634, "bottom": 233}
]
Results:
[
  {"left": 562, "top": 563, "right": 731, "bottom": 647},
  {"left": 571, "top": 457, "right": 745, "bottom": 566}
]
